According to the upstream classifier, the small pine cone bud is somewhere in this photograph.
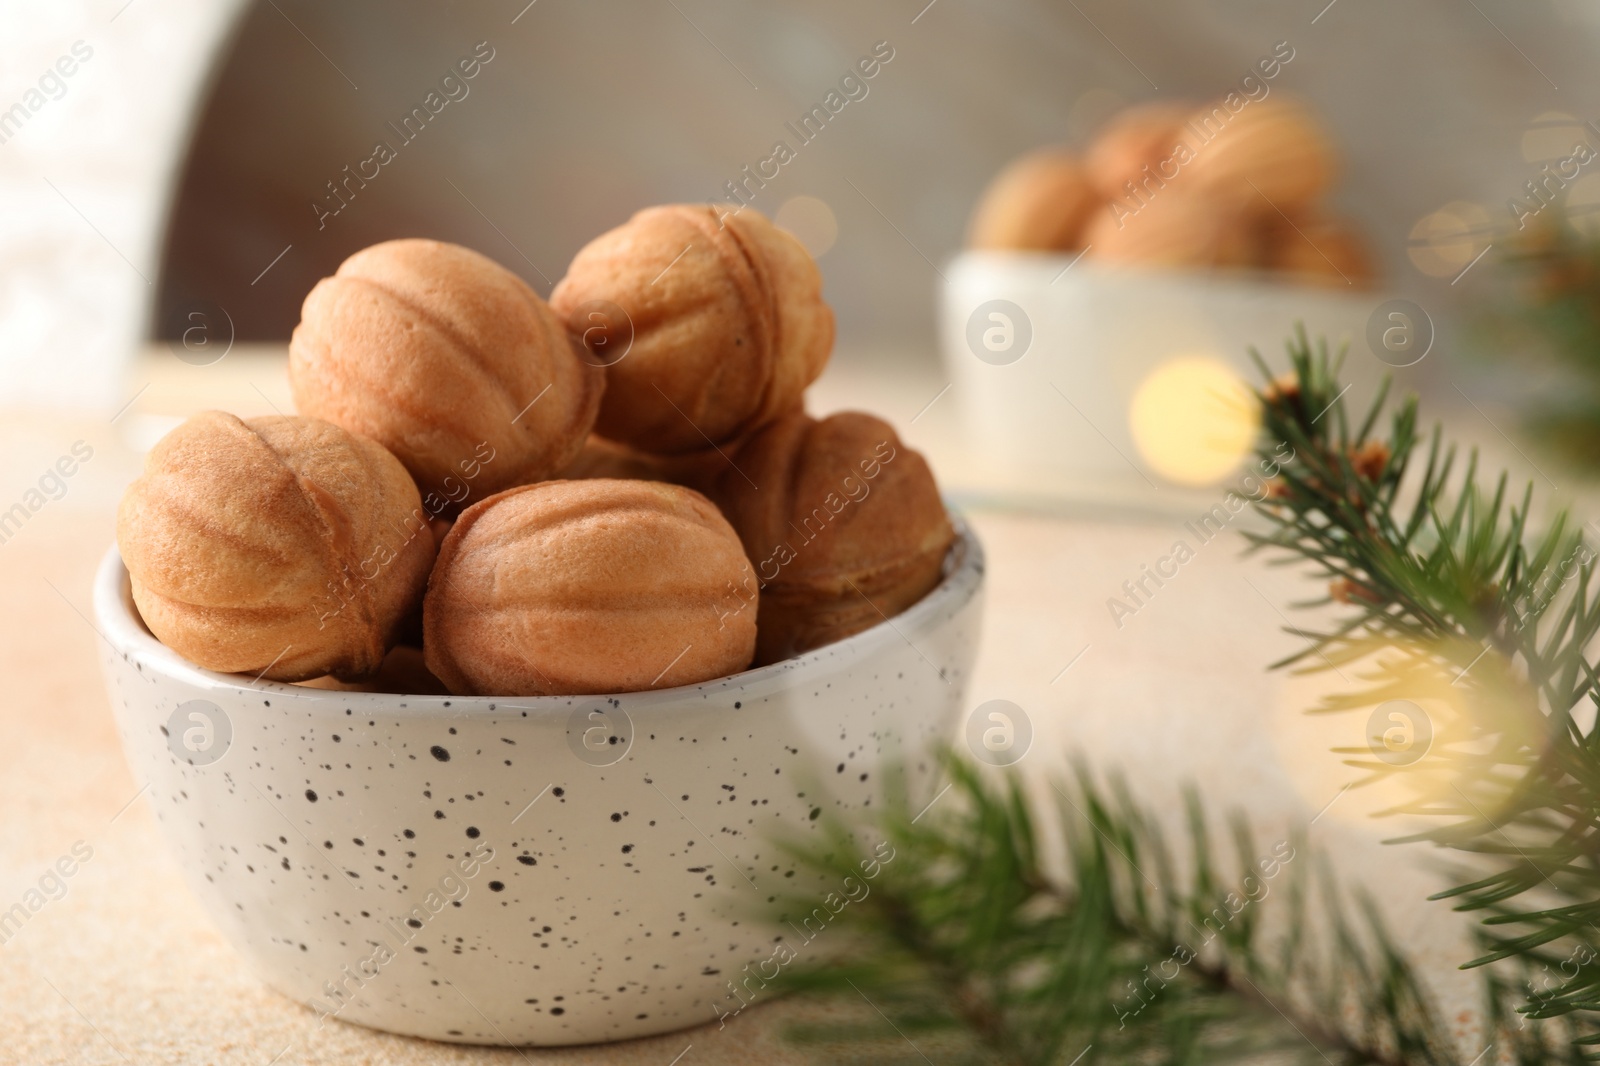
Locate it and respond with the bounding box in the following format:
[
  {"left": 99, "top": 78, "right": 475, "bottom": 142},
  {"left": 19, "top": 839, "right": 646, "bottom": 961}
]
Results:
[
  {"left": 1349, "top": 440, "right": 1390, "bottom": 481},
  {"left": 1261, "top": 373, "right": 1301, "bottom": 407},
  {"left": 1329, "top": 577, "right": 1382, "bottom": 605}
]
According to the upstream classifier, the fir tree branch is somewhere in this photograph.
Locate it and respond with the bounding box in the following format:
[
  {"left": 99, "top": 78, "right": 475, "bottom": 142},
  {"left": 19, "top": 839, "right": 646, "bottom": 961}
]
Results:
[
  {"left": 1474, "top": 205, "right": 1600, "bottom": 467},
  {"left": 1245, "top": 328, "right": 1600, "bottom": 1049},
  {"left": 766, "top": 754, "right": 1462, "bottom": 1065}
]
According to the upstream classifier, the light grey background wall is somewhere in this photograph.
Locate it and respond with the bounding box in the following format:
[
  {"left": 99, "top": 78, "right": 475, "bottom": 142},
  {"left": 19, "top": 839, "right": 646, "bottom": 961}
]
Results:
[
  {"left": 4, "top": 0, "right": 1594, "bottom": 411},
  {"left": 77, "top": 0, "right": 1600, "bottom": 374}
]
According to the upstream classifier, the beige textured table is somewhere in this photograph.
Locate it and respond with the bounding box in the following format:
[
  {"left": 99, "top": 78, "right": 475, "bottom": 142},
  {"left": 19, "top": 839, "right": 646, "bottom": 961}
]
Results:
[{"left": 0, "top": 347, "right": 1548, "bottom": 1064}]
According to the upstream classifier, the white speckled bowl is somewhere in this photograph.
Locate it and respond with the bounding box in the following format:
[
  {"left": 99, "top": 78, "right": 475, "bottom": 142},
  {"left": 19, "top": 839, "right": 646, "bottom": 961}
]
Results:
[{"left": 93, "top": 520, "right": 984, "bottom": 1046}]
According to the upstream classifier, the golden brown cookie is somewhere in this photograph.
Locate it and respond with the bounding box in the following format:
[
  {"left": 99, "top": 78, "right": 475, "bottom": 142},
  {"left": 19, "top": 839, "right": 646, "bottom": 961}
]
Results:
[
  {"left": 295, "top": 646, "right": 451, "bottom": 695},
  {"left": 966, "top": 149, "right": 1102, "bottom": 251},
  {"left": 1084, "top": 186, "right": 1256, "bottom": 269},
  {"left": 1183, "top": 96, "right": 1334, "bottom": 211},
  {"left": 549, "top": 205, "right": 833, "bottom": 454},
  {"left": 1265, "top": 214, "right": 1377, "bottom": 288},
  {"left": 289, "top": 238, "right": 604, "bottom": 511},
  {"left": 116, "top": 412, "right": 436, "bottom": 681},
  {"left": 553, "top": 435, "right": 679, "bottom": 482},
  {"left": 423, "top": 480, "right": 758, "bottom": 696},
  {"left": 1086, "top": 101, "right": 1195, "bottom": 201},
  {"left": 693, "top": 411, "right": 953, "bottom": 665}
]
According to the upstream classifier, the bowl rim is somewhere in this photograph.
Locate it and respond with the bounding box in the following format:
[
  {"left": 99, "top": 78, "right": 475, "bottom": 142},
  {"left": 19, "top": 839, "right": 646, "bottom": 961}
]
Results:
[
  {"left": 948, "top": 248, "right": 1385, "bottom": 304},
  {"left": 94, "top": 513, "right": 984, "bottom": 717}
]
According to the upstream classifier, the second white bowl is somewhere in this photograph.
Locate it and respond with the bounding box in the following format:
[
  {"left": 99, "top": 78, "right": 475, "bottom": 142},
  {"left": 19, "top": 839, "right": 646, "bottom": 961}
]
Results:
[{"left": 939, "top": 253, "right": 1392, "bottom": 508}]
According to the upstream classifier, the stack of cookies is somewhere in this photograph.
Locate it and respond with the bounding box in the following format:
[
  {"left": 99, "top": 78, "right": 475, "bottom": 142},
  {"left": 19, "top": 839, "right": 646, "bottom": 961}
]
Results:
[
  {"left": 117, "top": 206, "right": 955, "bottom": 697},
  {"left": 967, "top": 96, "right": 1375, "bottom": 288}
]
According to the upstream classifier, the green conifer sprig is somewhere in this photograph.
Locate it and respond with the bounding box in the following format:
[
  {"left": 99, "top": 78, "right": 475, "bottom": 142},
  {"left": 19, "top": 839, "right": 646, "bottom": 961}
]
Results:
[
  {"left": 1245, "top": 329, "right": 1600, "bottom": 1047},
  {"left": 766, "top": 756, "right": 1462, "bottom": 1065},
  {"left": 761, "top": 329, "right": 1600, "bottom": 1063}
]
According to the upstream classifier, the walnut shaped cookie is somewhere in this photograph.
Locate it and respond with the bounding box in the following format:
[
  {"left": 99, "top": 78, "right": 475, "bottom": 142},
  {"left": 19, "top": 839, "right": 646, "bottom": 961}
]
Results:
[
  {"left": 290, "top": 239, "right": 604, "bottom": 512},
  {"left": 116, "top": 412, "right": 436, "bottom": 681},
  {"left": 424, "top": 479, "right": 758, "bottom": 696},
  {"left": 550, "top": 205, "right": 833, "bottom": 453},
  {"left": 692, "top": 411, "right": 953, "bottom": 665}
]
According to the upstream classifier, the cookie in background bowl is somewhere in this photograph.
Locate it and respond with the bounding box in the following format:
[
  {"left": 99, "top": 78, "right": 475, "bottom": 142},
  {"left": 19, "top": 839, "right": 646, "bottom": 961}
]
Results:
[
  {"left": 1084, "top": 99, "right": 1195, "bottom": 201},
  {"left": 967, "top": 149, "right": 1100, "bottom": 252}
]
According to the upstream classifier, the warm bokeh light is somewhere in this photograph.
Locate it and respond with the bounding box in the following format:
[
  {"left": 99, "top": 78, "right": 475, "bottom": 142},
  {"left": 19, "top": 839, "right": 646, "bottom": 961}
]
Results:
[
  {"left": 1568, "top": 172, "right": 1600, "bottom": 237},
  {"left": 1270, "top": 631, "right": 1556, "bottom": 832},
  {"left": 1406, "top": 200, "right": 1493, "bottom": 277},
  {"left": 1127, "top": 355, "right": 1258, "bottom": 487},
  {"left": 1521, "top": 110, "right": 1586, "bottom": 163},
  {"left": 773, "top": 195, "right": 839, "bottom": 258}
]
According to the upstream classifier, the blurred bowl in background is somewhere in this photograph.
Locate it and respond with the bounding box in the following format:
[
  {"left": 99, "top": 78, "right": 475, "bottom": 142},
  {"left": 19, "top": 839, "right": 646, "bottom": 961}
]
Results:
[{"left": 939, "top": 252, "right": 1396, "bottom": 510}]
